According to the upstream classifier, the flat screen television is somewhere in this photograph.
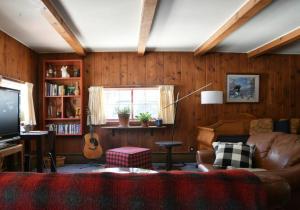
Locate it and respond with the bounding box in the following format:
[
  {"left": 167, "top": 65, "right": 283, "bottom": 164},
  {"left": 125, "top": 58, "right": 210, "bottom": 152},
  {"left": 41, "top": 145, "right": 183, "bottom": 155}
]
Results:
[{"left": 0, "top": 87, "right": 20, "bottom": 141}]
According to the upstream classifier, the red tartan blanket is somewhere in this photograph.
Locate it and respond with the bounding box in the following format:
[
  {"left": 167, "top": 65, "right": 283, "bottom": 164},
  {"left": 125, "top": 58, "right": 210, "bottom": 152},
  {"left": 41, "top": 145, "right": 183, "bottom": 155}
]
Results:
[{"left": 0, "top": 170, "right": 266, "bottom": 210}]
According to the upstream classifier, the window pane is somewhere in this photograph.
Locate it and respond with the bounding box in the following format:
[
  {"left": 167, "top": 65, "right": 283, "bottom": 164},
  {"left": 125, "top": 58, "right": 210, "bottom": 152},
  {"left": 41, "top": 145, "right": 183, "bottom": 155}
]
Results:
[
  {"left": 133, "top": 88, "right": 159, "bottom": 119},
  {"left": 145, "top": 90, "right": 159, "bottom": 103},
  {"left": 103, "top": 88, "right": 159, "bottom": 120},
  {"left": 133, "top": 90, "right": 145, "bottom": 103},
  {"left": 104, "top": 89, "right": 131, "bottom": 119},
  {"left": 133, "top": 104, "right": 146, "bottom": 118}
]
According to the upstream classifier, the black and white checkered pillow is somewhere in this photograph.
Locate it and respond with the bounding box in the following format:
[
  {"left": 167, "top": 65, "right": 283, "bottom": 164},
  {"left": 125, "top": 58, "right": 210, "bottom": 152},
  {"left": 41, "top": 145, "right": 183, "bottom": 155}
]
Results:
[{"left": 212, "top": 142, "right": 256, "bottom": 168}]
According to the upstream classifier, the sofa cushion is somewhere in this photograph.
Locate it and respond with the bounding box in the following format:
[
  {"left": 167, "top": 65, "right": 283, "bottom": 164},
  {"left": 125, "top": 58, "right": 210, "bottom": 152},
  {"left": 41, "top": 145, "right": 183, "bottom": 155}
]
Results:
[
  {"left": 265, "top": 134, "right": 300, "bottom": 169},
  {"left": 248, "top": 132, "right": 282, "bottom": 169},
  {"left": 217, "top": 135, "right": 249, "bottom": 143},
  {"left": 274, "top": 119, "right": 290, "bottom": 133},
  {"left": 212, "top": 142, "right": 255, "bottom": 168},
  {"left": 250, "top": 118, "right": 273, "bottom": 135}
]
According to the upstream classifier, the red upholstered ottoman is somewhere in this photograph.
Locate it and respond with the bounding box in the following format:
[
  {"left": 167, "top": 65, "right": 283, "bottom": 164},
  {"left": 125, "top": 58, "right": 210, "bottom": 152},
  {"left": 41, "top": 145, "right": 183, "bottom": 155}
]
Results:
[{"left": 106, "top": 147, "right": 152, "bottom": 169}]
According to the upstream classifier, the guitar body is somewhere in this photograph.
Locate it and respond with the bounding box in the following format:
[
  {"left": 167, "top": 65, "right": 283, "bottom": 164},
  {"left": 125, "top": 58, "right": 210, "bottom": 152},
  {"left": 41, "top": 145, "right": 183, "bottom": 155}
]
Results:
[{"left": 83, "top": 132, "right": 103, "bottom": 159}]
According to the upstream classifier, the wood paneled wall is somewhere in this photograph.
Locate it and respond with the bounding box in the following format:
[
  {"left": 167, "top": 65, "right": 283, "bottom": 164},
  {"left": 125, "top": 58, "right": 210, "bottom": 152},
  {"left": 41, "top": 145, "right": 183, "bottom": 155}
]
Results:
[
  {"left": 0, "top": 31, "right": 37, "bottom": 83},
  {"left": 38, "top": 52, "right": 300, "bottom": 161}
]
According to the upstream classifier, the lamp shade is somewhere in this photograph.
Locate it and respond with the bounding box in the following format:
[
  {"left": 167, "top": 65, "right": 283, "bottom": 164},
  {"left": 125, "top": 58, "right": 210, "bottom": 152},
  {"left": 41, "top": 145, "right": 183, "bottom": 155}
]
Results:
[{"left": 201, "top": 91, "right": 223, "bottom": 104}]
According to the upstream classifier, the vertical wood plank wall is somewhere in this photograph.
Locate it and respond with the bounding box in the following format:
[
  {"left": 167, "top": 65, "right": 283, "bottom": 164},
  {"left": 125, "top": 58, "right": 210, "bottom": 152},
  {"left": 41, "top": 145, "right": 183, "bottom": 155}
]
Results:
[
  {"left": 0, "top": 31, "right": 37, "bottom": 83},
  {"left": 39, "top": 52, "right": 300, "bottom": 161}
]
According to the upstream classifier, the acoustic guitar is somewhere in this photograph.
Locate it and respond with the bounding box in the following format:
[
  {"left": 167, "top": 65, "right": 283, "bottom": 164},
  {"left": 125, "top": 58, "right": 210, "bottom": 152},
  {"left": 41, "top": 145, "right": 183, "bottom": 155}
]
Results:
[{"left": 83, "top": 109, "right": 103, "bottom": 159}]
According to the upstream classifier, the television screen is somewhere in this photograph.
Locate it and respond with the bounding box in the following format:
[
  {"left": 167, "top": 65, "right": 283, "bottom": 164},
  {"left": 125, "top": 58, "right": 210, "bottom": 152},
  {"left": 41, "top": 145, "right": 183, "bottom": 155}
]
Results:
[{"left": 0, "top": 87, "right": 20, "bottom": 140}]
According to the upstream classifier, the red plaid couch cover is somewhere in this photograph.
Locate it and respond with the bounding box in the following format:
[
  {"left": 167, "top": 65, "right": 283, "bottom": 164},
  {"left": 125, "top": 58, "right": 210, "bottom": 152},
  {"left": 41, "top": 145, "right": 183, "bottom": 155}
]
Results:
[
  {"left": 0, "top": 170, "right": 267, "bottom": 210},
  {"left": 106, "top": 147, "right": 151, "bottom": 169}
]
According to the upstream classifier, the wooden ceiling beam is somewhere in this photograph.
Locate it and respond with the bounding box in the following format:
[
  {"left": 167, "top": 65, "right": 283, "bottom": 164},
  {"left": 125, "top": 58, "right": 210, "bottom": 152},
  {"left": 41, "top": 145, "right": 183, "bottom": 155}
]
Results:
[
  {"left": 248, "top": 27, "right": 300, "bottom": 58},
  {"left": 137, "top": 0, "right": 158, "bottom": 55},
  {"left": 41, "top": 0, "right": 85, "bottom": 56},
  {"left": 194, "top": 0, "right": 272, "bottom": 56}
]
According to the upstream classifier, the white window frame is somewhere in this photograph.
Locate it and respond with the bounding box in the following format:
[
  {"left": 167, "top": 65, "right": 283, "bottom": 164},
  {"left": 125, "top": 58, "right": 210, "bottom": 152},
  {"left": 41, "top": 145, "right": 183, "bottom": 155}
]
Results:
[{"left": 103, "top": 87, "right": 160, "bottom": 121}]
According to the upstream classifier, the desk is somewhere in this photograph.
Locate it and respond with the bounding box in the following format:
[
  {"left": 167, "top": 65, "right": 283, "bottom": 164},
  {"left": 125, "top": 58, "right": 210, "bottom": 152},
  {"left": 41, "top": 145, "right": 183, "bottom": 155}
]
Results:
[
  {"left": 21, "top": 131, "right": 56, "bottom": 173},
  {"left": 155, "top": 141, "right": 183, "bottom": 170},
  {"left": 0, "top": 144, "right": 23, "bottom": 171}
]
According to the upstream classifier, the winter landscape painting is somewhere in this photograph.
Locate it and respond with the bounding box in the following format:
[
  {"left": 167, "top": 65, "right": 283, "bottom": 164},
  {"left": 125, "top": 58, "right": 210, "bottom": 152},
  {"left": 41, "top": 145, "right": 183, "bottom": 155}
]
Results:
[{"left": 226, "top": 74, "right": 260, "bottom": 103}]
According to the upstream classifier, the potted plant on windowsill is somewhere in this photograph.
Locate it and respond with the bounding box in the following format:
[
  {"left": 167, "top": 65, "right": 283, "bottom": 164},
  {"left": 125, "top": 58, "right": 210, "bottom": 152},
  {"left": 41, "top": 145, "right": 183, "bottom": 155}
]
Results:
[
  {"left": 116, "top": 106, "right": 131, "bottom": 127},
  {"left": 136, "top": 112, "right": 152, "bottom": 127}
]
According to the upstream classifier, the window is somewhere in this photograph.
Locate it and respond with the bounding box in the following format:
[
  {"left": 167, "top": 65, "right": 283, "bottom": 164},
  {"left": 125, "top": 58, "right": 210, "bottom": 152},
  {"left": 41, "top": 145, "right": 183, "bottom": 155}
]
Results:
[{"left": 103, "top": 87, "right": 160, "bottom": 120}]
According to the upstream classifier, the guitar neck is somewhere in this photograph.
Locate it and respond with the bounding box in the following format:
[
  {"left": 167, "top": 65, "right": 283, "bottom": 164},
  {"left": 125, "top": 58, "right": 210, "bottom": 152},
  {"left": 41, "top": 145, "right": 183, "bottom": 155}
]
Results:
[{"left": 90, "top": 125, "right": 94, "bottom": 134}]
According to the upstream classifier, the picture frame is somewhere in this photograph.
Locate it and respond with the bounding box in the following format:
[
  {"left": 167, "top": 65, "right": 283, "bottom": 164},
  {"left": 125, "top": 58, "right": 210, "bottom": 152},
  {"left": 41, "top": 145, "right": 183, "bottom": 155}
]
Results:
[{"left": 226, "top": 74, "right": 260, "bottom": 103}]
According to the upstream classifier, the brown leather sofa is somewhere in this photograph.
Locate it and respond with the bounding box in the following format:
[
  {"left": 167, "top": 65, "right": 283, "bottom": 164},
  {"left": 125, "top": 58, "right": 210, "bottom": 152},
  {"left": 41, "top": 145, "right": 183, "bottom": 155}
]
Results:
[{"left": 196, "top": 132, "right": 300, "bottom": 210}]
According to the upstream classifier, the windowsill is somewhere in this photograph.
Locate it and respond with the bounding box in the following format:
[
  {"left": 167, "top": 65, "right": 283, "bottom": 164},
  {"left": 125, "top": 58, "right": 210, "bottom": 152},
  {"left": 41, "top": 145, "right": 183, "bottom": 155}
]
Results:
[
  {"left": 101, "top": 125, "right": 166, "bottom": 129},
  {"left": 104, "top": 120, "right": 156, "bottom": 127},
  {"left": 101, "top": 124, "right": 167, "bottom": 136}
]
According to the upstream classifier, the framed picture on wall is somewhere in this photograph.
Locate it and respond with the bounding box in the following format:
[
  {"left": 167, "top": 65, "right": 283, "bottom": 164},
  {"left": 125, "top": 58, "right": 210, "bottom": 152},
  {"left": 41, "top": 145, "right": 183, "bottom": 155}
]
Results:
[{"left": 226, "top": 74, "right": 260, "bottom": 103}]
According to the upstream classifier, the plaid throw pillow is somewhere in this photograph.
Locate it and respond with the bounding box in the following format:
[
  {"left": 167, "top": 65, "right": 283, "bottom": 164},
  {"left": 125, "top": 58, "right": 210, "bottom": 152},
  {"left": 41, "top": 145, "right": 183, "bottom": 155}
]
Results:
[{"left": 212, "top": 142, "right": 255, "bottom": 168}]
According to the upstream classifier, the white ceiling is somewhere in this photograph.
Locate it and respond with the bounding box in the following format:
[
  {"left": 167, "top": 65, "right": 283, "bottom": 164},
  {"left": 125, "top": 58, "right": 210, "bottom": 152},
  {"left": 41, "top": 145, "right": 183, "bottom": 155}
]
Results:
[
  {"left": 214, "top": 0, "right": 300, "bottom": 54},
  {"left": 0, "top": 0, "right": 72, "bottom": 52},
  {"left": 0, "top": 0, "right": 299, "bottom": 54}
]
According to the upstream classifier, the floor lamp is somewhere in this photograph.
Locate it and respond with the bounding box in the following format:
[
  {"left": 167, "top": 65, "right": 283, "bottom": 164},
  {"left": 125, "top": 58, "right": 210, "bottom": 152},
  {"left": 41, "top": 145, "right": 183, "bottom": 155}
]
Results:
[{"left": 156, "top": 83, "right": 223, "bottom": 170}]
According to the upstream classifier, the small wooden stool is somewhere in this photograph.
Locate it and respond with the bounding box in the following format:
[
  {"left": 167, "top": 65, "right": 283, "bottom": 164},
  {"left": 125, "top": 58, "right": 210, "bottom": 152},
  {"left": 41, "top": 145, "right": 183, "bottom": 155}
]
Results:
[{"left": 106, "top": 147, "right": 152, "bottom": 169}]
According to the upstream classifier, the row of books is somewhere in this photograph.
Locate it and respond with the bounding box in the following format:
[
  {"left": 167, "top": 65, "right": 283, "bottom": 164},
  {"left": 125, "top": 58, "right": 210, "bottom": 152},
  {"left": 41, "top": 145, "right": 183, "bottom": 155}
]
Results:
[
  {"left": 45, "top": 83, "right": 65, "bottom": 96},
  {"left": 47, "top": 123, "right": 81, "bottom": 135}
]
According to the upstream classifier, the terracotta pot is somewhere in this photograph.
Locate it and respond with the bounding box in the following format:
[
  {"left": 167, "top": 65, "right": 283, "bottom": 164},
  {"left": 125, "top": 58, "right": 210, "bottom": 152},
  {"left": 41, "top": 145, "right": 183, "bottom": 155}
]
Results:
[
  {"left": 118, "top": 114, "right": 130, "bottom": 127},
  {"left": 141, "top": 121, "right": 149, "bottom": 127}
]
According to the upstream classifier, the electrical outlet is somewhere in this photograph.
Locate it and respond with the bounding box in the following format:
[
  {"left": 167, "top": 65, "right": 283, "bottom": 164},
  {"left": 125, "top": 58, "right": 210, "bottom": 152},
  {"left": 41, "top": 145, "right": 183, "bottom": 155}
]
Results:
[{"left": 189, "top": 146, "right": 195, "bottom": 152}]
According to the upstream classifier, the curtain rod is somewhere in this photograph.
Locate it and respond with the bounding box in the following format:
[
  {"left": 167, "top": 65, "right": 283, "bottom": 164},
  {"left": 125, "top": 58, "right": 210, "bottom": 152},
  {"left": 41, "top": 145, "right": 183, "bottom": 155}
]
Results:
[{"left": 0, "top": 75, "right": 25, "bottom": 84}]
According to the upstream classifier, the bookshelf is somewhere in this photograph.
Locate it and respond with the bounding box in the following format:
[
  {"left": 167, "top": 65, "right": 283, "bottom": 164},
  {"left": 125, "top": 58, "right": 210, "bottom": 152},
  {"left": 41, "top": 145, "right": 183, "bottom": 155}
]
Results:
[{"left": 42, "top": 59, "right": 83, "bottom": 136}]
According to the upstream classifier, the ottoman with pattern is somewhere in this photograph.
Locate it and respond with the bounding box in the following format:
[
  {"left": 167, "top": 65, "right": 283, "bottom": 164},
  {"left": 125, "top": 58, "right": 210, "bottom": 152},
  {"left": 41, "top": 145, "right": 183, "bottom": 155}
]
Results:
[{"left": 106, "top": 147, "right": 152, "bottom": 169}]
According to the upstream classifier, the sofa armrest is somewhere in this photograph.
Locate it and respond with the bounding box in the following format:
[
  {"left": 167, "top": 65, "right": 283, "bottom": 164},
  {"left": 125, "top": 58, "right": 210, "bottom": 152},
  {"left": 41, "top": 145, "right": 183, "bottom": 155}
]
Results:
[
  {"left": 255, "top": 164, "right": 300, "bottom": 191},
  {"left": 198, "top": 164, "right": 218, "bottom": 172},
  {"left": 196, "top": 150, "right": 215, "bottom": 165}
]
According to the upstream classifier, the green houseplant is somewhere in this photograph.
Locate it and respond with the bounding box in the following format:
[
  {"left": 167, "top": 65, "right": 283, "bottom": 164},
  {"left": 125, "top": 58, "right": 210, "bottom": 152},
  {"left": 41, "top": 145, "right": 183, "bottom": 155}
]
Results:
[
  {"left": 116, "top": 106, "right": 131, "bottom": 127},
  {"left": 136, "top": 112, "right": 152, "bottom": 127}
]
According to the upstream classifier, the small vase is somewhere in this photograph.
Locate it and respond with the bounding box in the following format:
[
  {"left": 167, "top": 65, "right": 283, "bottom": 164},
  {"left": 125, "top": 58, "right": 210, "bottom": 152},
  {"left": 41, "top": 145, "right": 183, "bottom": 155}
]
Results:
[{"left": 74, "top": 82, "right": 80, "bottom": 96}]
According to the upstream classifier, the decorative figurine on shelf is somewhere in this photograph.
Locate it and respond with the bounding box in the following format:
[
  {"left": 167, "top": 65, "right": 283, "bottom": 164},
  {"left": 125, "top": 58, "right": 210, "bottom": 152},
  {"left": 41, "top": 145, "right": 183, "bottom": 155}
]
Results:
[
  {"left": 65, "top": 101, "right": 75, "bottom": 118},
  {"left": 46, "top": 65, "right": 54, "bottom": 78},
  {"left": 75, "top": 107, "right": 81, "bottom": 117},
  {"left": 48, "top": 102, "right": 54, "bottom": 117},
  {"left": 66, "top": 85, "right": 75, "bottom": 95},
  {"left": 61, "top": 65, "right": 70, "bottom": 78},
  {"left": 73, "top": 68, "right": 80, "bottom": 77},
  {"left": 56, "top": 110, "right": 62, "bottom": 118},
  {"left": 74, "top": 82, "right": 80, "bottom": 96},
  {"left": 53, "top": 67, "right": 57, "bottom": 77}
]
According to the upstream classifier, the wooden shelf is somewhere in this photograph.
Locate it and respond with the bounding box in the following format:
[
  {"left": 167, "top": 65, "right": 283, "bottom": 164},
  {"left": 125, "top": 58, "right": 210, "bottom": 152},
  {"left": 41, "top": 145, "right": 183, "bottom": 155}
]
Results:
[
  {"left": 101, "top": 126, "right": 166, "bottom": 136},
  {"left": 56, "top": 133, "right": 82, "bottom": 136},
  {"left": 45, "top": 95, "right": 81, "bottom": 98},
  {"left": 45, "top": 77, "right": 80, "bottom": 81},
  {"left": 46, "top": 118, "right": 81, "bottom": 121},
  {"left": 42, "top": 59, "right": 83, "bottom": 137}
]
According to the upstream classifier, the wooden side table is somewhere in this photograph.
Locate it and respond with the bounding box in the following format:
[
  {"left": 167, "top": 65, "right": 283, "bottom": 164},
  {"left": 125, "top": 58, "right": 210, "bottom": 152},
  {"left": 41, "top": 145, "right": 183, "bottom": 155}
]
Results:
[
  {"left": 0, "top": 144, "right": 23, "bottom": 171},
  {"left": 21, "top": 131, "right": 56, "bottom": 173}
]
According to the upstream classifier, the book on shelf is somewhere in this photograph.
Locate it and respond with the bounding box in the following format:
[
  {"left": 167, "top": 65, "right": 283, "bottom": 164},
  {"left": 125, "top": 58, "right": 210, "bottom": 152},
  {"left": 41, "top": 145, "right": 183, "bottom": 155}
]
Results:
[
  {"left": 45, "top": 83, "right": 65, "bottom": 96},
  {"left": 47, "top": 123, "right": 81, "bottom": 135}
]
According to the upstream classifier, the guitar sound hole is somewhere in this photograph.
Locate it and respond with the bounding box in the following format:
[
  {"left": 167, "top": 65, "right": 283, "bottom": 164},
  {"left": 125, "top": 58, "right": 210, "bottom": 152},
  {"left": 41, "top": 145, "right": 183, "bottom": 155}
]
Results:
[{"left": 90, "top": 138, "right": 99, "bottom": 147}]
